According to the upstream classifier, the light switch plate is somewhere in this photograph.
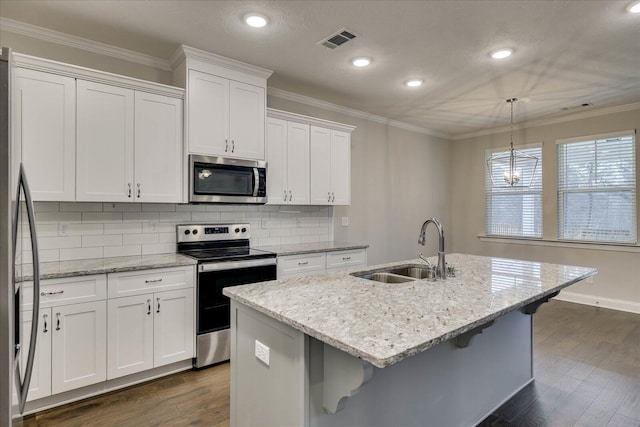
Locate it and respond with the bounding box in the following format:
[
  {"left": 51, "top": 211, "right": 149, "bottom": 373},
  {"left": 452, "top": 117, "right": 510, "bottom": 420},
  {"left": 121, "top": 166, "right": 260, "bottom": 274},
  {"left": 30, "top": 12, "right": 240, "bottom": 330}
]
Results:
[
  {"left": 255, "top": 340, "right": 270, "bottom": 366},
  {"left": 341, "top": 217, "right": 349, "bottom": 227},
  {"left": 59, "top": 223, "right": 69, "bottom": 236}
]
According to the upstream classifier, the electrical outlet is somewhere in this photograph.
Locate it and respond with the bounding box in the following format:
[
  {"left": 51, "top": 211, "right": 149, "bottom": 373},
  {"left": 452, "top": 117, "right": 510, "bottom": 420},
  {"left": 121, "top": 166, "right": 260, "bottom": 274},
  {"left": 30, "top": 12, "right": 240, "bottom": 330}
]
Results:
[
  {"left": 255, "top": 340, "right": 270, "bottom": 366},
  {"left": 261, "top": 219, "right": 269, "bottom": 229},
  {"left": 341, "top": 216, "right": 349, "bottom": 227},
  {"left": 59, "top": 223, "right": 69, "bottom": 236}
]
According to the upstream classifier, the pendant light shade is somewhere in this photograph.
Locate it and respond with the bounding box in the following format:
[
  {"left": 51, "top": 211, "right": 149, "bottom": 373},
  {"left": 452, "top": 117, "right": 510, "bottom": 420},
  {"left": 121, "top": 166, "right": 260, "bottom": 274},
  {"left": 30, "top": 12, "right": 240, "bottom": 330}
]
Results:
[{"left": 486, "top": 98, "right": 539, "bottom": 188}]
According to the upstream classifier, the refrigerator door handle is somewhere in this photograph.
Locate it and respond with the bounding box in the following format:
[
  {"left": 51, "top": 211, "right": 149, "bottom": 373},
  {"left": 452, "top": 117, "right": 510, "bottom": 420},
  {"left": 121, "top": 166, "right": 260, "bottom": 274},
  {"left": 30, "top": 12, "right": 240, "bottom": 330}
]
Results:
[{"left": 14, "top": 163, "right": 40, "bottom": 414}]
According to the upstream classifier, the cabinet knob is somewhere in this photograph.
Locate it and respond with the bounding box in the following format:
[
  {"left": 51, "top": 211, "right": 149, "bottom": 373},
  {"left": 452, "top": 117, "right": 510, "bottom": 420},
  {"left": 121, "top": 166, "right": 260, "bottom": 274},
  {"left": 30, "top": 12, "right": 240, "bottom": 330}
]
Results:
[
  {"left": 231, "top": 140, "right": 235, "bottom": 153},
  {"left": 147, "top": 299, "right": 151, "bottom": 315},
  {"left": 55, "top": 312, "right": 61, "bottom": 331},
  {"left": 225, "top": 140, "right": 228, "bottom": 152},
  {"left": 156, "top": 298, "right": 161, "bottom": 314},
  {"left": 43, "top": 313, "right": 48, "bottom": 333},
  {"left": 128, "top": 183, "right": 132, "bottom": 198},
  {"left": 137, "top": 183, "right": 141, "bottom": 198}
]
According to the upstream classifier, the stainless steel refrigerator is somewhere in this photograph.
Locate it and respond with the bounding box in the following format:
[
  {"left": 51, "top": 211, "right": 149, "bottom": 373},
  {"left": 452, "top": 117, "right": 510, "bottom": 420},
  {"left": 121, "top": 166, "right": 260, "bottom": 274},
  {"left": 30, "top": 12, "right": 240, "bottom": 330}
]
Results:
[{"left": 1, "top": 47, "right": 41, "bottom": 426}]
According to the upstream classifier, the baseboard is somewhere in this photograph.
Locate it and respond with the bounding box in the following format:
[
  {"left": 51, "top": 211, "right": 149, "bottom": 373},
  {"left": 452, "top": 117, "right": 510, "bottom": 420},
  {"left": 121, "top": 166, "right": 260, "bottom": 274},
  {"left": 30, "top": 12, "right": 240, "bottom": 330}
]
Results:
[{"left": 554, "top": 291, "right": 640, "bottom": 314}]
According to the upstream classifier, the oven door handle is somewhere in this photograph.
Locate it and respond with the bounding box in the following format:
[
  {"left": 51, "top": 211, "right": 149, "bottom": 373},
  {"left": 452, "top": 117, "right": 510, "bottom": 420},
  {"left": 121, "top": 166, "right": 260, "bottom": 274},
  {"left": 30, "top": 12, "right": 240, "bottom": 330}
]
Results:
[{"left": 199, "top": 257, "right": 277, "bottom": 273}]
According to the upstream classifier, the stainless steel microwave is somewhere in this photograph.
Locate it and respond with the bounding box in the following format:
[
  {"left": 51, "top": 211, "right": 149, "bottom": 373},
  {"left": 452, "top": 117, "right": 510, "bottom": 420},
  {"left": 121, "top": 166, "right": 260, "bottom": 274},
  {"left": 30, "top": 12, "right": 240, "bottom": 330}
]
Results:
[{"left": 189, "top": 155, "right": 267, "bottom": 204}]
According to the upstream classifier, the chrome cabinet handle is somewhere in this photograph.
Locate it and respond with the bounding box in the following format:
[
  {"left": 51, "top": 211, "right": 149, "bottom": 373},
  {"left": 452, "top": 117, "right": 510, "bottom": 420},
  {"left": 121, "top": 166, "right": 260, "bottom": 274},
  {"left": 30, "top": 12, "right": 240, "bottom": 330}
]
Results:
[
  {"left": 156, "top": 298, "right": 160, "bottom": 313},
  {"left": 137, "top": 183, "right": 141, "bottom": 198},
  {"left": 147, "top": 299, "right": 151, "bottom": 315},
  {"left": 41, "top": 290, "right": 64, "bottom": 296},
  {"left": 298, "top": 261, "right": 309, "bottom": 266},
  {"left": 283, "top": 189, "right": 287, "bottom": 201},
  {"left": 231, "top": 140, "right": 235, "bottom": 153},
  {"left": 55, "top": 313, "right": 61, "bottom": 331},
  {"left": 288, "top": 190, "right": 292, "bottom": 201},
  {"left": 342, "top": 256, "right": 351, "bottom": 261},
  {"left": 145, "top": 278, "right": 163, "bottom": 284},
  {"left": 43, "top": 314, "right": 48, "bottom": 333},
  {"left": 225, "top": 139, "right": 228, "bottom": 152},
  {"left": 332, "top": 193, "right": 335, "bottom": 202},
  {"left": 128, "top": 183, "right": 132, "bottom": 198},
  {"left": 327, "top": 192, "right": 331, "bottom": 202}
]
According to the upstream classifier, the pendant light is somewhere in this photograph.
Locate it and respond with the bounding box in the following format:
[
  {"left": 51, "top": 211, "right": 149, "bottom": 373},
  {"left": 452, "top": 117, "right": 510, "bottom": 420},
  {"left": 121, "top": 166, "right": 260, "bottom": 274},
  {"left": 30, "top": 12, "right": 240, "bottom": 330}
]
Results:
[{"left": 486, "top": 98, "right": 538, "bottom": 188}]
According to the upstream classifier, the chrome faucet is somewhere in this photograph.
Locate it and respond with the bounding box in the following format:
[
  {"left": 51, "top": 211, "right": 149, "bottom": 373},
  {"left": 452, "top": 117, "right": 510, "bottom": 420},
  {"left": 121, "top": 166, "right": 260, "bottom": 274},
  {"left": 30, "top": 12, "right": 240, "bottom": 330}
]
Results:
[{"left": 418, "top": 218, "right": 446, "bottom": 279}]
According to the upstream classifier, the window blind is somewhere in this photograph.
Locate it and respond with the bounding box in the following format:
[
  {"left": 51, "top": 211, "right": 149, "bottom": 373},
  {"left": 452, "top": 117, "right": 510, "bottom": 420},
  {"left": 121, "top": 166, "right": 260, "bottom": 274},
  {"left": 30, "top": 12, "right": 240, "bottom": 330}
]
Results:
[
  {"left": 485, "top": 146, "right": 543, "bottom": 238},
  {"left": 557, "top": 133, "right": 636, "bottom": 243}
]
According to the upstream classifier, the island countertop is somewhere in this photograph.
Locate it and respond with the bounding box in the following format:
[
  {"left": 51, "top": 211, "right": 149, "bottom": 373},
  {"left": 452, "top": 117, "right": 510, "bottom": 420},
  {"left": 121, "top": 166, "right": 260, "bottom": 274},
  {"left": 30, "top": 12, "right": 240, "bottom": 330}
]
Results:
[{"left": 224, "top": 253, "right": 597, "bottom": 368}]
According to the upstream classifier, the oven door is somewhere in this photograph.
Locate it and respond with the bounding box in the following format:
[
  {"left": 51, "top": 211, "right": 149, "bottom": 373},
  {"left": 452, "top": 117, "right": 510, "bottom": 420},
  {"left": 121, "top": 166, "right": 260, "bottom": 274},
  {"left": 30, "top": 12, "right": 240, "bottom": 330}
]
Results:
[
  {"left": 195, "top": 257, "right": 276, "bottom": 368},
  {"left": 190, "top": 155, "right": 267, "bottom": 204}
]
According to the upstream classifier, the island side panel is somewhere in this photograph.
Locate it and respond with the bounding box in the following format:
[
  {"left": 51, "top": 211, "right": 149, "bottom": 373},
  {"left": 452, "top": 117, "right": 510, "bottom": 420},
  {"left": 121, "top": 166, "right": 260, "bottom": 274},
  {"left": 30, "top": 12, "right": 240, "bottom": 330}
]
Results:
[
  {"left": 230, "top": 301, "right": 308, "bottom": 427},
  {"left": 309, "top": 309, "right": 533, "bottom": 427}
]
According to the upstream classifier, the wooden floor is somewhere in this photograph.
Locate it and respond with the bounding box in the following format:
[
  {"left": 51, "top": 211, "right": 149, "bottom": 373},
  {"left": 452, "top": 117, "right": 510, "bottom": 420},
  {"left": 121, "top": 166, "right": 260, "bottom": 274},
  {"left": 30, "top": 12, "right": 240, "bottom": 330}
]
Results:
[{"left": 23, "top": 300, "right": 640, "bottom": 427}]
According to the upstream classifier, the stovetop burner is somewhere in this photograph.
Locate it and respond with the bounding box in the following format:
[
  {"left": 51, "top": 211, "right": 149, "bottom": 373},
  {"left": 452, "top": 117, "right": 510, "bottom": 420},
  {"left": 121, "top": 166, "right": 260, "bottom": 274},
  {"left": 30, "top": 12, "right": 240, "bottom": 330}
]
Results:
[{"left": 176, "top": 223, "right": 275, "bottom": 263}]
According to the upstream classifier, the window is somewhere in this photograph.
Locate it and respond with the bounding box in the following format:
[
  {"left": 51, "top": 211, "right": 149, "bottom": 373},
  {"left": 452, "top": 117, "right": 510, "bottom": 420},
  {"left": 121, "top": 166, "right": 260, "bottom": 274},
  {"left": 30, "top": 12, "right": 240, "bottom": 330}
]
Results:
[
  {"left": 485, "top": 145, "right": 543, "bottom": 238},
  {"left": 557, "top": 131, "right": 636, "bottom": 244}
]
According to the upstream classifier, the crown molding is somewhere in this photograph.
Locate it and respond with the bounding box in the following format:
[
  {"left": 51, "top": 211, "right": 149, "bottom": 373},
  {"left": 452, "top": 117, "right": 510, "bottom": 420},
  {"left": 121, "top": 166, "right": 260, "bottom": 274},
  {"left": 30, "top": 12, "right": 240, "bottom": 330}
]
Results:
[
  {"left": 267, "top": 87, "right": 449, "bottom": 140},
  {"left": 453, "top": 101, "right": 640, "bottom": 141},
  {"left": 170, "top": 45, "right": 273, "bottom": 79},
  {"left": 267, "top": 108, "right": 356, "bottom": 133},
  {"left": 0, "top": 17, "right": 172, "bottom": 71}
]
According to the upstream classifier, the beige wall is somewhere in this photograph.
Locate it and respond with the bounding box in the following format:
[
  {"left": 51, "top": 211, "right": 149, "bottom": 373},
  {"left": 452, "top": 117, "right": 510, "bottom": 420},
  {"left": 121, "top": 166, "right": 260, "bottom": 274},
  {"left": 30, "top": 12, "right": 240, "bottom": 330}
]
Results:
[
  {"left": 450, "top": 108, "right": 640, "bottom": 310},
  {"left": 267, "top": 97, "right": 451, "bottom": 266}
]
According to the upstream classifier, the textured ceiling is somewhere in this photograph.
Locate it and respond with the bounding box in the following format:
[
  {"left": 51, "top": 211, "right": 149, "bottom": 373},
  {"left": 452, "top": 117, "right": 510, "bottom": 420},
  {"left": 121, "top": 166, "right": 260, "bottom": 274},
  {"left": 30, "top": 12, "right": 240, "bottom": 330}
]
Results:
[{"left": 1, "top": 0, "right": 639, "bottom": 138}]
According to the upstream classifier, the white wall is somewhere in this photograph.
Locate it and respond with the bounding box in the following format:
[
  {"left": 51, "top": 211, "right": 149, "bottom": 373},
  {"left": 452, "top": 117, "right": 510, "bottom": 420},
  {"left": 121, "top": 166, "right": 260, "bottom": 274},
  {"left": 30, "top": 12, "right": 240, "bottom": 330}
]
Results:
[{"left": 450, "top": 107, "right": 640, "bottom": 313}]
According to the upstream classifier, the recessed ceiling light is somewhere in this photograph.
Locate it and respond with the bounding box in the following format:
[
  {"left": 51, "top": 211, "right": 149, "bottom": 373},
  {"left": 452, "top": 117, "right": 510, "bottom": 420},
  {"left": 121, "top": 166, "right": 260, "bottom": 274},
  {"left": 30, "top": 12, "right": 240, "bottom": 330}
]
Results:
[
  {"left": 352, "top": 57, "right": 371, "bottom": 67},
  {"left": 628, "top": 1, "right": 640, "bottom": 13},
  {"left": 244, "top": 13, "right": 268, "bottom": 28},
  {"left": 405, "top": 79, "right": 423, "bottom": 88},
  {"left": 490, "top": 48, "right": 514, "bottom": 60}
]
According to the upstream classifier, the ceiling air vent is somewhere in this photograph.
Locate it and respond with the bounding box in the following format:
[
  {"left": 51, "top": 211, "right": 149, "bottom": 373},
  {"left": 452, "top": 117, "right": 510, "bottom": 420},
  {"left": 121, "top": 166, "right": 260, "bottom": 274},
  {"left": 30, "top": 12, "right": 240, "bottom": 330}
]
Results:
[
  {"left": 317, "top": 28, "right": 358, "bottom": 49},
  {"left": 561, "top": 102, "right": 593, "bottom": 111}
]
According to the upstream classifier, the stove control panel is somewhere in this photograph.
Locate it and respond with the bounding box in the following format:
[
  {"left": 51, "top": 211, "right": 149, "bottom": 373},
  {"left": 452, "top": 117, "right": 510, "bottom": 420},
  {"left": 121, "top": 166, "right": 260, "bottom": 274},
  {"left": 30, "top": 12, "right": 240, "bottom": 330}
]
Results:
[{"left": 177, "top": 223, "right": 250, "bottom": 243}]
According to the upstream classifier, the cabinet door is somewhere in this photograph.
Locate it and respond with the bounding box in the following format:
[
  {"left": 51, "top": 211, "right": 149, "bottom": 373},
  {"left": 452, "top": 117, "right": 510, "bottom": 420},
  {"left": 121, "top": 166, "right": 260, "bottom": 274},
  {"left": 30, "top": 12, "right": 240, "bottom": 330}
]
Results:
[
  {"left": 266, "top": 117, "right": 287, "bottom": 204},
  {"left": 229, "top": 81, "right": 265, "bottom": 160},
  {"left": 76, "top": 80, "right": 134, "bottom": 202},
  {"left": 51, "top": 300, "right": 107, "bottom": 394},
  {"left": 107, "top": 294, "right": 154, "bottom": 380},
  {"left": 134, "top": 92, "right": 183, "bottom": 203},
  {"left": 309, "top": 126, "right": 332, "bottom": 205},
  {"left": 187, "top": 70, "right": 229, "bottom": 156},
  {"left": 14, "top": 68, "right": 75, "bottom": 201},
  {"left": 22, "top": 308, "right": 52, "bottom": 401},
  {"left": 330, "top": 130, "right": 351, "bottom": 205},
  {"left": 153, "top": 288, "right": 194, "bottom": 367},
  {"left": 286, "top": 122, "right": 310, "bottom": 205}
]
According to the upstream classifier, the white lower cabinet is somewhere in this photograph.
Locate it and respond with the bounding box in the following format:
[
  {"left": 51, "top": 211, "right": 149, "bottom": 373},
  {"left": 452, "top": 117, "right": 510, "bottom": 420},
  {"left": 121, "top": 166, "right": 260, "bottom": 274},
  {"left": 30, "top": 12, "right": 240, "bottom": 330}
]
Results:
[
  {"left": 107, "top": 267, "right": 195, "bottom": 380},
  {"left": 277, "top": 249, "right": 367, "bottom": 279},
  {"left": 51, "top": 300, "right": 107, "bottom": 394},
  {"left": 21, "top": 308, "right": 52, "bottom": 401}
]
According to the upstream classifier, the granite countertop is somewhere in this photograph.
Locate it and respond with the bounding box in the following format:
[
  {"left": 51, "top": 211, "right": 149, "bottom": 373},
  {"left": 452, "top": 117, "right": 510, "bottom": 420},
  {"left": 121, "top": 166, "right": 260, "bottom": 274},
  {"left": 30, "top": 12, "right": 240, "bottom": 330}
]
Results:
[
  {"left": 15, "top": 253, "right": 197, "bottom": 282},
  {"left": 256, "top": 241, "right": 368, "bottom": 256},
  {"left": 224, "top": 253, "right": 597, "bottom": 369}
]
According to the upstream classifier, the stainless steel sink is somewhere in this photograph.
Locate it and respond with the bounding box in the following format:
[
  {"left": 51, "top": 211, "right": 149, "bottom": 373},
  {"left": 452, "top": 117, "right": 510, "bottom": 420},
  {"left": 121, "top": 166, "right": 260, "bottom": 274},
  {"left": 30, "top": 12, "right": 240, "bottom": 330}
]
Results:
[
  {"left": 356, "top": 272, "right": 415, "bottom": 283},
  {"left": 352, "top": 264, "right": 436, "bottom": 283}
]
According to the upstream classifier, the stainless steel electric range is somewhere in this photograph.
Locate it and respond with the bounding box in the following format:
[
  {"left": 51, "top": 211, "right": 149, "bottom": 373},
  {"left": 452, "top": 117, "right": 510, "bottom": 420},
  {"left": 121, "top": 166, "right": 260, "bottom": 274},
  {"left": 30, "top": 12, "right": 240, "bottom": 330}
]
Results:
[{"left": 177, "top": 223, "right": 276, "bottom": 368}]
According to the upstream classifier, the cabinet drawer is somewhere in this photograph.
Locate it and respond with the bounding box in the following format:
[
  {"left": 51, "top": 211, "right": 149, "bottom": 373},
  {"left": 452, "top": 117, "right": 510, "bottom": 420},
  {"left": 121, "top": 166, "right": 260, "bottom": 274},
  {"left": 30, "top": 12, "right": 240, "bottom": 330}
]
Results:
[
  {"left": 21, "top": 274, "right": 107, "bottom": 310},
  {"left": 278, "top": 253, "right": 326, "bottom": 278},
  {"left": 108, "top": 266, "right": 195, "bottom": 298},
  {"left": 326, "top": 249, "right": 367, "bottom": 269}
]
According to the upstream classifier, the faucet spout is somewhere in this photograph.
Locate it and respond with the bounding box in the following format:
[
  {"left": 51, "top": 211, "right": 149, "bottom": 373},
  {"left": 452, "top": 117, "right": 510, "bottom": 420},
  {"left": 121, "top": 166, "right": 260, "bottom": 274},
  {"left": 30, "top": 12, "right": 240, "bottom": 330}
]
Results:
[{"left": 418, "top": 218, "right": 446, "bottom": 279}]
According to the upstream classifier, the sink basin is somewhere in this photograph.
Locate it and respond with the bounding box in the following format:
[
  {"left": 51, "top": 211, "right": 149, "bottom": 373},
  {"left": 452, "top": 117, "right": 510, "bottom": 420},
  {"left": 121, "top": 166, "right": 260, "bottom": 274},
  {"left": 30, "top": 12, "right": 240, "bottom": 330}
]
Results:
[
  {"left": 386, "top": 266, "right": 434, "bottom": 280},
  {"left": 355, "top": 272, "right": 415, "bottom": 283}
]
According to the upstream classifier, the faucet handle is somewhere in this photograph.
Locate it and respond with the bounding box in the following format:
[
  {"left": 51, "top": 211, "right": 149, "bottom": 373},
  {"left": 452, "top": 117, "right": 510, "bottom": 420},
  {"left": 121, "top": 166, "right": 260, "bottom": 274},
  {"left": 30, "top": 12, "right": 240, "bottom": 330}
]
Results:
[
  {"left": 419, "top": 253, "right": 432, "bottom": 267},
  {"left": 446, "top": 264, "right": 456, "bottom": 277}
]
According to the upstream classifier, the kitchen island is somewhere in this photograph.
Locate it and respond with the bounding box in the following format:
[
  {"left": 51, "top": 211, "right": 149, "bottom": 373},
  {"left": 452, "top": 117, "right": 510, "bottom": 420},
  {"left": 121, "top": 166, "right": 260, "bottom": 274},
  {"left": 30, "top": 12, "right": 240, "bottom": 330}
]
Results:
[{"left": 223, "top": 254, "right": 596, "bottom": 427}]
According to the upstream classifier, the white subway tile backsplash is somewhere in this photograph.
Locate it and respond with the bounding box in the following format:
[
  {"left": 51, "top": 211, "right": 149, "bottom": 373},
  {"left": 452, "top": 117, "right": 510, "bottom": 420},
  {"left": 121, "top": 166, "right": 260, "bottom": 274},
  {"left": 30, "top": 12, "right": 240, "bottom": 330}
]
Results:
[
  {"left": 34, "top": 203, "right": 333, "bottom": 261},
  {"left": 22, "top": 249, "right": 60, "bottom": 263},
  {"left": 104, "top": 245, "right": 142, "bottom": 258},
  {"left": 104, "top": 222, "right": 142, "bottom": 235},
  {"left": 82, "top": 234, "right": 122, "bottom": 247},
  {"left": 83, "top": 212, "right": 123, "bottom": 223},
  {"left": 122, "top": 212, "right": 159, "bottom": 222},
  {"left": 60, "top": 247, "right": 103, "bottom": 261}
]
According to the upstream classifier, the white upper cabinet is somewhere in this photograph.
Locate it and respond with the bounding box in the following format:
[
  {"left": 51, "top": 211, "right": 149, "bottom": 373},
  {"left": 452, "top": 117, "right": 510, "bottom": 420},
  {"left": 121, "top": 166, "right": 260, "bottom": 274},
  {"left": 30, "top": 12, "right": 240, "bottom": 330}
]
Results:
[
  {"left": 77, "top": 81, "right": 183, "bottom": 203},
  {"left": 13, "top": 68, "right": 76, "bottom": 201},
  {"left": 134, "top": 91, "right": 183, "bottom": 203},
  {"left": 187, "top": 70, "right": 265, "bottom": 159},
  {"left": 310, "top": 126, "right": 352, "bottom": 206},
  {"left": 76, "top": 80, "right": 135, "bottom": 202},
  {"left": 266, "top": 117, "right": 310, "bottom": 205},
  {"left": 172, "top": 45, "right": 273, "bottom": 161}
]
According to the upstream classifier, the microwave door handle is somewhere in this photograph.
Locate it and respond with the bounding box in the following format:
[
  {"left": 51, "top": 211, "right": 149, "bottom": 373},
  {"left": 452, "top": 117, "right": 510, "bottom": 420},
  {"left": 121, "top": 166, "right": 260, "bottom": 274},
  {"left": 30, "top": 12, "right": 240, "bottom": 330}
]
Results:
[{"left": 252, "top": 168, "right": 259, "bottom": 197}]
